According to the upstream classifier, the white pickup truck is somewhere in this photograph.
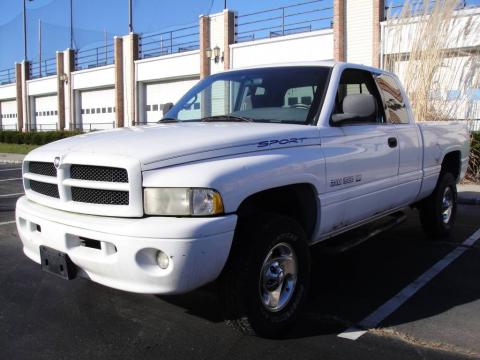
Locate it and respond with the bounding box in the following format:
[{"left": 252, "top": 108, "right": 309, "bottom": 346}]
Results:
[{"left": 16, "top": 62, "right": 470, "bottom": 337}]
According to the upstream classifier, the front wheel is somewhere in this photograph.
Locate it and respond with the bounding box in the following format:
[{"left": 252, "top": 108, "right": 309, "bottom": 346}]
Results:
[
  {"left": 419, "top": 172, "right": 457, "bottom": 238},
  {"left": 220, "top": 214, "right": 310, "bottom": 337}
]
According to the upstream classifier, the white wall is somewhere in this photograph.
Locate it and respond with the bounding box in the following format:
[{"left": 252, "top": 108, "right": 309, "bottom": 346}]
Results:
[
  {"left": 345, "top": 0, "right": 373, "bottom": 66},
  {"left": 382, "top": 7, "right": 480, "bottom": 55},
  {"left": 230, "top": 29, "right": 334, "bottom": 69},
  {"left": 27, "top": 76, "right": 57, "bottom": 96},
  {"left": 136, "top": 50, "right": 200, "bottom": 82},
  {"left": 382, "top": 7, "right": 480, "bottom": 121},
  {"left": 72, "top": 65, "right": 115, "bottom": 90},
  {"left": 0, "top": 84, "right": 16, "bottom": 100}
]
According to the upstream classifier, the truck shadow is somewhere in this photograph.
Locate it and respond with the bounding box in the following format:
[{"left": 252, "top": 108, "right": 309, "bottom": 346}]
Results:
[{"left": 158, "top": 206, "right": 480, "bottom": 340}]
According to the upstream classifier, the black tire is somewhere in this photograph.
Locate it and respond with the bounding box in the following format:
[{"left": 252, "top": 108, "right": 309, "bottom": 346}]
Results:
[
  {"left": 419, "top": 172, "right": 457, "bottom": 238},
  {"left": 219, "top": 214, "right": 310, "bottom": 338}
]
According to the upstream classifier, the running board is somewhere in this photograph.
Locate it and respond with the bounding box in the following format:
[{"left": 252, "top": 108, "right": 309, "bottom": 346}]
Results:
[{"left": 319, "top": 212, "right": 407, "bottom": 254}]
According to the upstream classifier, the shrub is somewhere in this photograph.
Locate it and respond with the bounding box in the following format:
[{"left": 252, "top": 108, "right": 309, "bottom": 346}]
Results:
[
  {"left": 468, "top": 132, "right": 480, "bottom": 182},
  {"left": 0, "top": 131, "right": 81, "bottom": 146}
]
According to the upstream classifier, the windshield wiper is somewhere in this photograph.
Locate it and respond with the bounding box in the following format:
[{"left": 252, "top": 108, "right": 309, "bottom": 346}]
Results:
[
  {"left": 200, "top": 115, "right": 253, "bottom": 123},
  {"left": 157, "top": 118, "right": 179, "bottom": 123}
]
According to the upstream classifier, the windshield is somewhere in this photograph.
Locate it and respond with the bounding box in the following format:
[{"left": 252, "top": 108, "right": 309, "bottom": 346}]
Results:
[{"left": 163, "top": 66, "right": 331, "bottom": 125}]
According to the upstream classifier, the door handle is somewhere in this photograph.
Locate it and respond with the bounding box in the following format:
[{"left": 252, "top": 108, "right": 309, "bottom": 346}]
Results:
[{"left": 388, "top": 137, "right": 398, "bottom": 148}]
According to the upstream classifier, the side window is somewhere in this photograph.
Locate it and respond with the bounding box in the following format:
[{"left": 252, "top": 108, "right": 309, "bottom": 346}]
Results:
[
  {"left": 332, "top": 69, "right": 385, "bottom": 125},
  {"left": 375, "top": 75, "right": 409, "bottom": 124}
]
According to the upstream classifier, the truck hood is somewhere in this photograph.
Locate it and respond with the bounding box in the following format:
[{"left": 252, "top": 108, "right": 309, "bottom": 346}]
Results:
[{"left": 29, "top": 122, "right": 320, "bottom": 170}]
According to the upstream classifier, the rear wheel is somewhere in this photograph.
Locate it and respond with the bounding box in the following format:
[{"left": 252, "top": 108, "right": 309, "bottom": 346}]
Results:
[
  {"left": 220, "top": 214, "right": 310, "bottom": 337},
  {"left": 419, "top": 172, "right": 457, "bottom": 238}
]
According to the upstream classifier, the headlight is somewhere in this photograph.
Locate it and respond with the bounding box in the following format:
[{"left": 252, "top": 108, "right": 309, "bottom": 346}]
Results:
[{"left": 144, "top": 188, "right": 224, "bottom": 216}]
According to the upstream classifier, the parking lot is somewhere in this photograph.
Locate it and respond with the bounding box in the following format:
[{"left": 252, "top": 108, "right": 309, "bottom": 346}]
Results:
[{"left": 1, "top": 162, "right": 480, "bottom": 360}]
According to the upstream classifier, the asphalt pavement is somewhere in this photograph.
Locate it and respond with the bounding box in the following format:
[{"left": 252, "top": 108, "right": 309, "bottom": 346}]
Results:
[{"left": 1, "top": 163, "right": 480, "bottom": 360}]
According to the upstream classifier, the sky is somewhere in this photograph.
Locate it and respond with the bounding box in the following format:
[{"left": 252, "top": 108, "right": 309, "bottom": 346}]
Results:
[{"left": 0, "top": 0, "right": 479, "bottom": 70}]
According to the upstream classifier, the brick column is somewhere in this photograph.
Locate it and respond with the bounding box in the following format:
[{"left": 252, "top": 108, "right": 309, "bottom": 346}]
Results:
[
  {"left": 15, "top": 63, "right": 24, "bottom": 132},
  {"left": 114, "top": 36, "right": 124, "bottom": 128},
  {"left": 333, "top": 0, "right": 346, "bottom": 62},
  {"left": 372, "top": 0, "right": 385, "bottom": 68},
  {"left": 199, "top": 15, "right": 211, "bottom": 79},
  {"left": 223, "top": 10, "right": 235, "bottom": 70},
  {"left": 122, "top": 33, "right": 138, "bottom": 127},
  {"left": 56, "top": 51, "right": 66, "bottom": 130},
  {"left": 20, "top": 61, "right": 30, "bottom": 132},
  {"left": 63, "top": 49, "right": 74, "bottom": 130}
]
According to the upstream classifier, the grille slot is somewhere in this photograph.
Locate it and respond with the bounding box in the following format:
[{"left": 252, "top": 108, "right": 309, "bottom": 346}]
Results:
[
  {"left": 30, "top": 180, "right": 59, "bottom": 198},
  {"left": 29, "top": 161, "right": 56, "bottom": 177},
  {"left": 70, "top": 165, "right": 128, "bottom": 183},
  {"left": 71, "top": 187, "right": 129, "bottom": 205}
]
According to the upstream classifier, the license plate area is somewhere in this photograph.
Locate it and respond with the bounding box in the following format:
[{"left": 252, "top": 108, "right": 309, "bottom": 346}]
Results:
[{"left": 40, "top": 245, "right": 76, "bottom": 280}]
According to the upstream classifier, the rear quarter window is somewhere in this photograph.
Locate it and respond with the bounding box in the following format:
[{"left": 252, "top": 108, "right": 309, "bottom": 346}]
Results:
[{"left": 376, "top": 75, "right": 409, "bottom": 124}]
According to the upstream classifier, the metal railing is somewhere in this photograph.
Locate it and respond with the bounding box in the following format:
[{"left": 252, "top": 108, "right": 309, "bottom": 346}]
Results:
[
  {"left": 31, "top": 123, "right": 59, "bottom": 132},
  {"left": 139, "top": 25, "right": 199, "bottom": 59},
  {"left": 0, "top": 67, "right": 15, "bottom": 85},
  {"left": 29, "top": 57, "right": 57, "bottom": 79},
  {"left": 75, "top": 43, "right": 114, "bottom": 71},
  {"left": 0, "top": 124, "right": 18, "bottom": 131},
  {"left": 235, "top": 0, "right": 334, "bottom": 43},
  {"left": 70, "top": 121, "right": 115, "bottom": 132},
  {"left": 385, "top": 0, "right": 476, "bottom": 19}
]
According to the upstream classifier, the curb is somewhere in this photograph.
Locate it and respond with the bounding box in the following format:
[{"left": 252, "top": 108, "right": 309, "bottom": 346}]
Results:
[{"left": 0, "top": 159, "right": 23, "bottom": 165}]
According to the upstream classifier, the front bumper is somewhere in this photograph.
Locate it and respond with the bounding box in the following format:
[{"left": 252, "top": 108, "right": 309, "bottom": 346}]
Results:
[{"left": 16, "top": 196, "right": 237, "bottom": 294}]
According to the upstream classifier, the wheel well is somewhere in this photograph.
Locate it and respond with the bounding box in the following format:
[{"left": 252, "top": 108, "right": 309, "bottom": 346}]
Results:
[
  {"left": 441, "top": 151, "right": 461, "bottom": 181},
  {"left": 236, "top": 184, "right": 318, "bottom": 240}
]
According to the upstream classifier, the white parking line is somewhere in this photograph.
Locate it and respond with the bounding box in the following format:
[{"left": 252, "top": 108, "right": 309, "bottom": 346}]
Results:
[
  {"left": 0, "top": 221, "right": 16, "bottom": 226},
  {"left": 0, "top": 178, "right": 22, "bottom": 182},
  {"left": 338, "top": 227, "right": 480, "bottom": 341},
  {"left": 0, "top": 168, "right": 21, "bottom": 172},
  {"left": 0, "top": 193, "right": 24, "bottom": 198}
]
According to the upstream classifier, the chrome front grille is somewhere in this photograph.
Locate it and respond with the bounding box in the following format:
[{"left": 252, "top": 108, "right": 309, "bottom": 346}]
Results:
[
  {"left": 71, "top": 187, "right": 129, "bottom": 205},
  {"left": 70, "top": 165, "right": 128, "bottom": 183},
  {"left": 29, "top": 161, "right": 57, "bottom": 177},
  {"left": 24, "top": 161, "right": 133, "bottom": 210},
  {"left": 29, "top": 180, "right": 60, "bottom": 198}
]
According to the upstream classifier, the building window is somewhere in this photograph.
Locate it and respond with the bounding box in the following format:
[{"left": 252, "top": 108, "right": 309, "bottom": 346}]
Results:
[
  {"left": 102, "top": 107, "right": 106, "bottom": 113},
  {"left": 96, "top": 108, "right": 101, "bottom": 114},
  {"left": 81, "top": 109, "right": 85, "bottom": 114},
  {"left": 146, "top": 105, "right": 151, "bottom": 111},
  {"left": 54, "top": 110, "right": 58, "bottom": 115},
  {"left": 108, "top": 107, "right": 112, "bottom": 113},
  {"left": 467, "top": 88, "right": 480, "bottom": 100},
  {"left": 447, "top": 90, "right": 461, "bottom": 101}
]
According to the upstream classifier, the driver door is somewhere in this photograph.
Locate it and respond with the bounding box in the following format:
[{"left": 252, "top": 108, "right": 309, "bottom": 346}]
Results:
[{"left": 320, "top": 69, "right": 400, "bottom": 235}]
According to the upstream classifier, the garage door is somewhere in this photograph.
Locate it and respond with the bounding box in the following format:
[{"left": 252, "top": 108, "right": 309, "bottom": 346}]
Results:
[
  {"left": 0, "top": 100, "right": 18, "bottom": 130},
  {"left": 80, "top": 88, "right": 115, "bottom": 131},
  {"left": 33, "top": 95, "right": 58, "bottom": 131},
  {"left": 144, "top": 78, "right": 199, "bottom": 123}
]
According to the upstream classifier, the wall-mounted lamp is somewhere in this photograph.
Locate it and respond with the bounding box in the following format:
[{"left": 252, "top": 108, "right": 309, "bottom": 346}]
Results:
[
  {"left": 59, "top": 73, "right": 69, "bottom": 84},
  {"left": 205, "top": 46, "right": 224, "bottom": 64}
]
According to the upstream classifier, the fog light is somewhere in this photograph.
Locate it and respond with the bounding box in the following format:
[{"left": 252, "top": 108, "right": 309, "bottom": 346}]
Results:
[{"left": 156, "top": 250, "right": 170, "bottom": 269}]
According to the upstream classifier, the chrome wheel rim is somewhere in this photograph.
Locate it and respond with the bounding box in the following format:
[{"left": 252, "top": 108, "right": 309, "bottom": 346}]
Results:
[
  {"left": 442, "top": 187, "right": 454, "bottom": 224},
  {"left": 259, "top": 242, "right": 298, "bottom": 312}
]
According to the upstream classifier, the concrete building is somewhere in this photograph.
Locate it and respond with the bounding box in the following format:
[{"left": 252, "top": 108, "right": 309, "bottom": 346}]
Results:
[{"left": 0, "top": 0, "right": 478, "bottom": 132}]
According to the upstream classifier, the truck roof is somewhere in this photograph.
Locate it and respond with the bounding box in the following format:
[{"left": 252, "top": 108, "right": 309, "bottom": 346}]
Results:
[{"left": 224, "top": 61, "right": 396, "bottom": 77}]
